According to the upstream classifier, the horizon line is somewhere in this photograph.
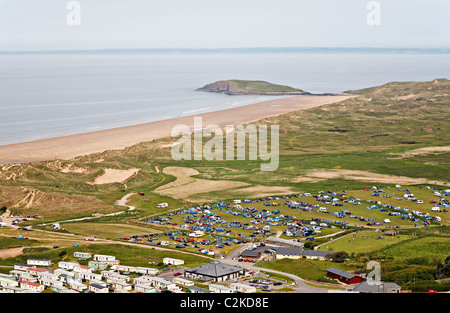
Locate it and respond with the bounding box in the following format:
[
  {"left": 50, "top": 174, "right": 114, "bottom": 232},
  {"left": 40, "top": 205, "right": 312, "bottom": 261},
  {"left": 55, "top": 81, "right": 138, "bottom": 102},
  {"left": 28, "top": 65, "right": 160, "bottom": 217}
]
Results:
[{"left": 1, "top": 46, "right": 450, "bottom": 55}]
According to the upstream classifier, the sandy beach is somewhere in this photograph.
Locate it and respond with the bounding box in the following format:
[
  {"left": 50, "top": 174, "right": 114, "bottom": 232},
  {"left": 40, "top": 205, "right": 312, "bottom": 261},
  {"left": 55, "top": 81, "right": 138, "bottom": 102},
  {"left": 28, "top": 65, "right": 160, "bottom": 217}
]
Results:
[{"left": 0, "top": 94, "right": 353, "bottom": 163}]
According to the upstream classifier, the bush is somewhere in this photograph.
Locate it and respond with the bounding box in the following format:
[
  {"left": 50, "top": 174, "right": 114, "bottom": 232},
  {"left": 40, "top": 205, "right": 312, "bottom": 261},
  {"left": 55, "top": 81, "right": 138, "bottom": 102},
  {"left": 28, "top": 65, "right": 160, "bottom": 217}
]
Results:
[
  {"left": 405, "top": 257, "right": 429, "bottom": 265},
  {"left": 408, "top": 281, "right": 450, "bottom": 293},
  {"left": 435, "top": 256, "right": 450, "bottom": 280},
  {"left": 325, "top": 251, "right": 349, "bottom": 263}
]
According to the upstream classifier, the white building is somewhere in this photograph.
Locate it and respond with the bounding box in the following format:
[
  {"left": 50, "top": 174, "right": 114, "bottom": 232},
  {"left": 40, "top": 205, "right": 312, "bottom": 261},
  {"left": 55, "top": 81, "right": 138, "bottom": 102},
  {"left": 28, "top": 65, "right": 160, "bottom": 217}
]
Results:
[
  {"left": 133, "top": 276, "right": 153, "bottom": 286},
  {"left": 70, "top": 281, "right": 88, "bottom": 292},
  {"left": 78, "top": 271, "right": 102, "bottom": 281},
  {"left": 151, "top": 277, "right": 176, "bottom": 290},
  {"left": 230, "top": 282, "right": 256, "bottom": 293},
  {"left": 58, "top": 261, "right": 80, "bottom": 270},
  {"left": 0, "top": 275, "right": 19, "bottom": 288},
  {"left": 209, "top": 284, "right": 235, "bottom": 293},
  {"left": 109, "top": 279, "right": 132, "bottom": 291},
  {"left": 163, "top": 258, "right": 184, "bottom": 266},
  {"left": 73, "top": 264, "right": 95, "bottom": 273},
  {"left": 74, "top": 252, "right": 92, "bottom": 259},
  {"left": 93, "top": 254, "right": 119, "bottom": 265},
  {"left": 134, "top": 284, "right": 157, "bottom": 293},
  {"left": 89, "top": 283, "right": 109, "bottom": 293},
  {"left": 27, "top": 259, "right": 52, "bottom": 267},
  {"left": 20, "top": 281, "right": 45, "bottom": 292},
  {"left": 135, "top": 267, "right": 159, "bottom": 276},
  {"left": 3, "top": 286, "right": 24, "bottom": 293},
  {"left": 113, "top": 265, "right": 136, "bottom": 273},
  {"left": 173, "top": 277, "right": 194, "bottom": 287},
  {"left": 39, "top": 277, "right": 64, "bottom": 288},
  {"left": 14, "top": 263, "right": 32, "bottom": 271}
]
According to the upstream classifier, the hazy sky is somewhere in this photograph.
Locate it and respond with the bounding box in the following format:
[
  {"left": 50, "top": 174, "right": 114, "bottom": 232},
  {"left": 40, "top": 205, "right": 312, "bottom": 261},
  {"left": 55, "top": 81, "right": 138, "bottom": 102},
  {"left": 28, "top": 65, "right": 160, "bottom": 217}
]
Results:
[{"left": 1, "top": 0, "right": 449, "bottom": 51}]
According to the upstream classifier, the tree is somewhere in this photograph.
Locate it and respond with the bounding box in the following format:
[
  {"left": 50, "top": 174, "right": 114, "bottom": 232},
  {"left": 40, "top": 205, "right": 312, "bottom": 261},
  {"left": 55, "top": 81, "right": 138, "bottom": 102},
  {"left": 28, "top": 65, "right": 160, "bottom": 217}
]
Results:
[
  {"left": 435, "top": 256, "right": 450, "bottom": 280},
  {"left": 326, "top": 251, "right": 349, "bottom": 263}
]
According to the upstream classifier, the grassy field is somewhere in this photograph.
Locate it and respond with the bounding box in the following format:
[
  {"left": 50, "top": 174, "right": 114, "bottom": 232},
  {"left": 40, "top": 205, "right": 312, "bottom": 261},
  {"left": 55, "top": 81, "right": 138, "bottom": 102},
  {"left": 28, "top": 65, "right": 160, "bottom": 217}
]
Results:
[
  {"left": 319, "top": 230, "right": 412, "bottom": 254},
  {"left": 259, "top": 258, "right": 352, "bottom": 284},
  {"left": 0, "top": 243, "right": 209, "bottom": 269},
  {"left": 61, "top": 223, "right": 160, "bottom": 240},
  {"left": 375, "top": 235, "right": 450, "bottom": 262}
]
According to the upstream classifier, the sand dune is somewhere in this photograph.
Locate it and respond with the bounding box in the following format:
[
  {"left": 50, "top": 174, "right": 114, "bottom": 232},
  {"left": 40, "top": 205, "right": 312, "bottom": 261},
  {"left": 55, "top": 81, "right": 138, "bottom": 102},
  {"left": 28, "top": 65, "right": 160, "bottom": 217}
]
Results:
[{"left": 88, "top": 168, "right": 140, "bottom": 185}]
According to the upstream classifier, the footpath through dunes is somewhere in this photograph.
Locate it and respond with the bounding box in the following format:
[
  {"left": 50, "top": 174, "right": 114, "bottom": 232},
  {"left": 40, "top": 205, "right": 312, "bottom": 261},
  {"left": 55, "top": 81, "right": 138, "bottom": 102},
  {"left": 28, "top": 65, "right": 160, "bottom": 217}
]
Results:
[{"left": 0, "top": 94, "right": 353, "bottom": 163}]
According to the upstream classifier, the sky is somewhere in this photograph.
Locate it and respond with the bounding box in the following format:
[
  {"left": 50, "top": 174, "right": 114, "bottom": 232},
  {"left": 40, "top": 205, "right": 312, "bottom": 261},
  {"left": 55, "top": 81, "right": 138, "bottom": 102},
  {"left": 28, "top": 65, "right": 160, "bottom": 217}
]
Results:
[{"left": 0, "top": 0, "right": 449, "bottom": 51}]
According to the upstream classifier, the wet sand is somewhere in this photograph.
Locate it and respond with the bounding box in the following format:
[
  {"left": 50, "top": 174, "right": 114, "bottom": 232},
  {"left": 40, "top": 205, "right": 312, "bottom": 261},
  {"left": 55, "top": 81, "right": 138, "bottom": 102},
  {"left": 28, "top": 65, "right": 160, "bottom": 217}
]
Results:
[{"left": 0, "top": 94, "right": 354, "bottom": 163}]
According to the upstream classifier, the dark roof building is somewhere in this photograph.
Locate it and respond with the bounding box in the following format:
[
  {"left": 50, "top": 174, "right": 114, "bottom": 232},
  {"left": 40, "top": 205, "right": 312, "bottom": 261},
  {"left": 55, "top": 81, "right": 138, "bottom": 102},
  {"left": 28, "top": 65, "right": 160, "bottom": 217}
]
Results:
[
  {"left": 274, "top": 247, "right": 303, "bottom": 259},
  {"left": 351, "top": 281, "right": 401, "bottom": 293},
  {"left": 184, "top": 261, "right": 244, "bottom": 283},
  {"left": 302, "top": 250, "right": 334, "bottom": 259},
  {"left": 239, "top": 250, "right": 261, "bottom": 259},
  {"left": 326, "top": 267, "right": 363, "bottom": 285}
]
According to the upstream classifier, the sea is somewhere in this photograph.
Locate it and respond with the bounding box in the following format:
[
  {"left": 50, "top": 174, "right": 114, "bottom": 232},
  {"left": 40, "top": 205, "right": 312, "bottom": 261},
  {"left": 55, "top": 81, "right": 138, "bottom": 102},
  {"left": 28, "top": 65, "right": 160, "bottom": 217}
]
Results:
[{"left": 1, "top": 50, "right": 449, "bottom": 146}]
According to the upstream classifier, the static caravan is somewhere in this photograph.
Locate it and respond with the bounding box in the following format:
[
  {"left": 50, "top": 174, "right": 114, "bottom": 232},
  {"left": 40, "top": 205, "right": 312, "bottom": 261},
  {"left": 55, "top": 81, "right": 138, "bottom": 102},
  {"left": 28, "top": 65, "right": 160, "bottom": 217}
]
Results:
[
  {"left": 74, "top": 252, "right": 92, "bottom": 260},
  {"left": 106, "top": 276, "right": 128, "bottom": 284},
  {"left": 27, "top": 259, "right": 52, "bottom": 267},
  {"left": 0, "top": 275, "right": 19, "bottom": 288},
  {"left": 173, "top": 277, "right": 194, "bottom": 287},
  {"left": 109, "top": 279, "right": 132, "bottom": 291},
  {"left": 20, "top": 281, "right": 45, "bottom": 292},
  {"left": 14, "top": 263, "right": 32, "bottom": 271},
  {"left": 135, "top": 284, "right": 157, "bottom": 293},
  {"left": 209, "top": 284, "right": 235, "bottom": 293},
  {"left": 89, "top": 283, "right": 109, "bottom": 293},
  {"left": 9, "top": 270, "right": 27, "bottom": 279},
  {"left": 135, "top": 267, "right": 159, "bottom": 276},
  {"left": 113, "top": 265, "right": 136, "bottom": 273},
  {"left": 106, "top": 272, "right": 129, "bottom": 283},
  {"left": 163, "top": 257, "right": 184, "bottom": 266},
  {"left": 58, "top": 261, "right": 79, "bottom": 270},
  {"left": 78, "top": 272, "right": 102, "bottom": 282},
  {"left": 89, "top": 279, "right": 107, "bottom": 287},
  {"left": 73, "top": 264, "right": 94, "bottom": 273},
  {"left": 151, "top": 277, "right": 176, "bottom": 290},
  {"left": 93, "top": 254, "right": 119, "bottom": 266},
  {"left": 3, "top": 286, "right": 24, "bottom": 294},
  {"left": 133, "top": 276, "right": 153, "bottom": 286},
  {"left": 70, "top": 281, "right": 88, "bottom": 292},
  {"left": 40, "top": 277, "right": 63, "bottom": 288},
  {"left": 88, "top": 261, "right": 109, "bottom": 271},
  {"left": 19, "top": 274, "right": 38, "bottom": 283},
  {"left": 230, "top": 283, "right": 256, "bottom": 293}
]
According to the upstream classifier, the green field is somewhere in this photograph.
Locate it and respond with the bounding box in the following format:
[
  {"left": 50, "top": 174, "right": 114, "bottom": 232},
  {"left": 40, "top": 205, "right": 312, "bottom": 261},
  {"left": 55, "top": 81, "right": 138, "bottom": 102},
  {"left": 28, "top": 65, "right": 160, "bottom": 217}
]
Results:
[
  {"left": 318, "top": 231, "right": 411, "bottom": 254},
  {"left": 259, "top": 259, "right": 351, "bottom": 284},
  {"left": 61, "top": 223, "right": 160, "bottom": 240},
  {"left": 0, "top": 243, "right": 209, "bottom": 269}
]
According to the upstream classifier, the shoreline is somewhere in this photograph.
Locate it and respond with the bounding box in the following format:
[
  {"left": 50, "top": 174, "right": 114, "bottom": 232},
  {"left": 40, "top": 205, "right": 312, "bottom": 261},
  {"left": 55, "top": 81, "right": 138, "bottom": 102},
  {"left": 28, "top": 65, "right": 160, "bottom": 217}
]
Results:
[{"left": 0, "top": 94, "right": 354, "bottom": 164}]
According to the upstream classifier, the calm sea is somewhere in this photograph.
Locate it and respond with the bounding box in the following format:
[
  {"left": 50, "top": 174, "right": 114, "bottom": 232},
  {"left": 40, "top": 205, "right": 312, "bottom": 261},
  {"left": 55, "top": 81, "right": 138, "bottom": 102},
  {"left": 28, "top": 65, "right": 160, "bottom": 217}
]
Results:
[{"left": 0, "top": 53, "right": 449, "bottom": 146}]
